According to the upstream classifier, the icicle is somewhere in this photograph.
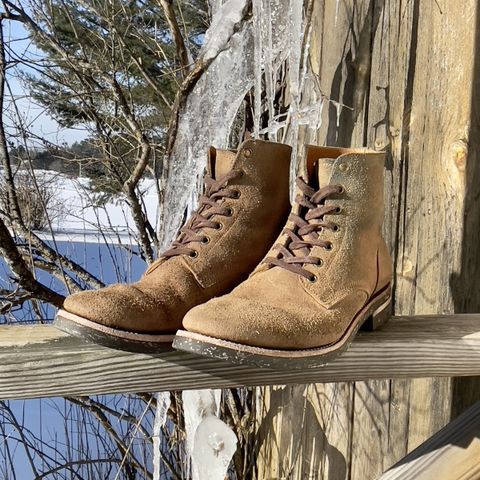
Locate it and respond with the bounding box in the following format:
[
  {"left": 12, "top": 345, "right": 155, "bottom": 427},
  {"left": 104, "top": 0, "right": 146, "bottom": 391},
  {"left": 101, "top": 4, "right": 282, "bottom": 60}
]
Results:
[
  {"left": 285, "top": 0, "right": 305, "bottom": 173},
  {"left": 335, "top": 101, "right": 342, "bottom": 128},
  {"left": 294, "top": 100, "right": 325, "bottom": 129},
  {"left": 252, "top": 0, "right": 292, "bottom": 140},
  {"left": 288, "top": 0, "right": 303, "bottom": 102},
  {"left": 152, "top": 392, "right": 171, "bottom": 480},
  {"left": 183, "top": 389, "right": 236, "bottom": 480},
  {"left": 252, "top": 0, "right": 263, "bottom": 137},
  {"left": 263, "top": 0, "right": 275, "bottom": 136},
  {"left": 193, "top": 415, "right": 237, "bottom": 480}
]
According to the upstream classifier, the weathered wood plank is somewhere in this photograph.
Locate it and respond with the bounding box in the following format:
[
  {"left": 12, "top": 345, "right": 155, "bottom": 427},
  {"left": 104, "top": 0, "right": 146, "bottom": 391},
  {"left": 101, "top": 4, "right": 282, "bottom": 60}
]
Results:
[
  {"left": 256, "top": 0, "right": 479, "bottom": 478},
  {"left": 379, "top": 401, "right": 480, "bottom": 480},
  {"left": 1, "top": 315, "right": 480, "bottom": 400}
]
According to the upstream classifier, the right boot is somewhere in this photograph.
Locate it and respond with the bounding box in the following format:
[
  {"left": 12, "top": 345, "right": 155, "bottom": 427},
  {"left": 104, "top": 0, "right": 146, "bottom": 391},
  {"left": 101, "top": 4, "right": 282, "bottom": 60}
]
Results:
[
  {"left": 54, "top": 139, "right": 292, "bottom": 352},
  {"left": 175, "top": 145, "right": 393, "bottom": 368}
]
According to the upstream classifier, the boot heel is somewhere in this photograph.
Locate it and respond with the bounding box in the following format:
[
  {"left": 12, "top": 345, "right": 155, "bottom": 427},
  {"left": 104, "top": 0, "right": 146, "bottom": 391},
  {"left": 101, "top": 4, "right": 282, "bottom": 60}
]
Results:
[{"left": 362, "top": 298, "right": 391, "bottom": 332}]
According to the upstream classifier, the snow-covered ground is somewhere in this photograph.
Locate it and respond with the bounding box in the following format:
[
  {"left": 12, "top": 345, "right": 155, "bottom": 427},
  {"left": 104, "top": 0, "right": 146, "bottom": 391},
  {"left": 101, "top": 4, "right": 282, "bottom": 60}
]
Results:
[{"left": 34, "top": 169, "right": 159, "bottom": 244}]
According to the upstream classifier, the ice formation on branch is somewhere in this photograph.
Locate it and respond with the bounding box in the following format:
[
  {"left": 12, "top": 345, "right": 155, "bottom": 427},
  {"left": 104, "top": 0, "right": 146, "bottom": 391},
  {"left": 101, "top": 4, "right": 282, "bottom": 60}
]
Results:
[
  {"left": 200, "top": 0, "right": 251, "bottom": 61},
  {"left": 157, "top": 0, "right": 254, "bottom": 250}
]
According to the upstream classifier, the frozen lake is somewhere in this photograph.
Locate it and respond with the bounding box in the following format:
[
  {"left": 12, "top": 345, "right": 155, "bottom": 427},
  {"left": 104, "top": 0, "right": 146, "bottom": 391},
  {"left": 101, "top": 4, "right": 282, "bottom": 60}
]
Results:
[{"left": 0, "top": 238, "right": 148, "bottom": 323}]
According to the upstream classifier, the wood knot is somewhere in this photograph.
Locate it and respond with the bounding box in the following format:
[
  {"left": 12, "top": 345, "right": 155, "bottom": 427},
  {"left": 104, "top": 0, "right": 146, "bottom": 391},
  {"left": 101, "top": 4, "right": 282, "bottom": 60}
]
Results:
[
  {"left": 452, "top": 140, "right": 468, "bottom": 172},
  {"left": 402, "top": 258, "right": 414, "bottom": 276}
]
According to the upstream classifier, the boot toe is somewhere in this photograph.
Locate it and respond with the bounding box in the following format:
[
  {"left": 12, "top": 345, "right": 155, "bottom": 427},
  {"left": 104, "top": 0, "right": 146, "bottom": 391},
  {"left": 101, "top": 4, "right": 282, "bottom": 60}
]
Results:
[
  {"left": 182, "top": 291, "right": 355, "bottom": 350},
  {"left": 183, "top": 297, "right": 305, "bottom": 350},
  {"left": 63, "top": 285, "right": 169, "bottom": 333}
]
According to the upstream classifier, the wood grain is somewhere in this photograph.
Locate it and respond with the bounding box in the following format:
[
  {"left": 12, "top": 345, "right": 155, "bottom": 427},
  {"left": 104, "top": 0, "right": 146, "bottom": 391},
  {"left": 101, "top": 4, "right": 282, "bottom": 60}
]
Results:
[
  {"left": 379, "top": 401, "right": 480, "bottom": 480},
  {"left": 255, "top": 0, "right": 480, "bottom": 478},
  {"left": 1, "top": 315, "right": 480, "bottom": 400}
]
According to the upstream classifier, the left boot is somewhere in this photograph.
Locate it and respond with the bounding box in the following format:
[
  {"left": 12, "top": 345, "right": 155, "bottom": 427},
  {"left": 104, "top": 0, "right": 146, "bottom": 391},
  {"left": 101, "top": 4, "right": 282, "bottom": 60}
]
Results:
[
  {"left": 174, "top": 145, "right": 393, "bottom": 369},
  {"left": 55, "top": 140, "right": 292, "bottom": 353}
]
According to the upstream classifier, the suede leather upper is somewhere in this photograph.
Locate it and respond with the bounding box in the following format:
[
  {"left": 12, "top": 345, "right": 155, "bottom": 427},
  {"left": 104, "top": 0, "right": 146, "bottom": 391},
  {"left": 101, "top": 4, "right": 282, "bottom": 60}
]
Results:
[
  {"left": 182, "top": 146, "right": 393, "bottom": 349},
  {"left": 63, "top": 139, "right": 292, "bottom": 333}
]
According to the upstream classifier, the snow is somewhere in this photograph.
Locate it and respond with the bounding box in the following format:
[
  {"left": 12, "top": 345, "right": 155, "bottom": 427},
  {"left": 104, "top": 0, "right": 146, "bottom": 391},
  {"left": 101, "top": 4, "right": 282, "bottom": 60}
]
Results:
[
  {"left": 200, "top": 0, "right": 250, "bottom": 62},
  {"left": 25, "top": 170, "right": 159, "bottom": 244}
]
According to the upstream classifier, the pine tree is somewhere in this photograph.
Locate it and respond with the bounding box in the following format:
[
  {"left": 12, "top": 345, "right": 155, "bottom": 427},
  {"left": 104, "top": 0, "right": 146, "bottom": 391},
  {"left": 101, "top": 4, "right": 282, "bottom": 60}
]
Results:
[{"left": 22, "top": 0, "right": 208, "bottom": 199}]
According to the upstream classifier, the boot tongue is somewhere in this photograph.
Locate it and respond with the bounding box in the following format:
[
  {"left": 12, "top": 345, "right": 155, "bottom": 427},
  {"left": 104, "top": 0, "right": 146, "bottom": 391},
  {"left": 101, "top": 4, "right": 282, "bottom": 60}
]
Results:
[
  {"left": 312, "top": 157, "right": 336, "bottom": 189},
  {"left": 208, "top": 147, "right": 237, "bottom": 179},
  {"left": 305, "top": 145, "right": 337, "bottom": 189}
]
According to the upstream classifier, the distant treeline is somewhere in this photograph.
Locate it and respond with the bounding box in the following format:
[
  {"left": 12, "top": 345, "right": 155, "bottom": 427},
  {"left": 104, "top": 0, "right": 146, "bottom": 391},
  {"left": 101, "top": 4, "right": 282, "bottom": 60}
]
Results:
[
  {"left": 8, "top": 138, "right": 159, "bottom": 203},
  {"left": 9, "top": 140, "right": 103, "bottom": 177}
]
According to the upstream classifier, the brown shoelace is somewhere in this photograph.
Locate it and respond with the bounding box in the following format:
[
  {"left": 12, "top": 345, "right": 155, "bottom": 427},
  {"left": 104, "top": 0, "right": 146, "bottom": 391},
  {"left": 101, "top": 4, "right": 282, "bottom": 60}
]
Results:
[
  {"left": 161, "top": 169, "right": 243, "bottom": 260},
  {"left": 264, "top": 177, "right": 343, "bottom": 281}
]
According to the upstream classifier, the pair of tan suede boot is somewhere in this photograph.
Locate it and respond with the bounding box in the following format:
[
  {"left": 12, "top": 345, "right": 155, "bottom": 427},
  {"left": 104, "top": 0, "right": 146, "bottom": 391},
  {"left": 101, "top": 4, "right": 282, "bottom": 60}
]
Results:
[{"left": 55, "top": 139, "right": 392, "bottom": 369}]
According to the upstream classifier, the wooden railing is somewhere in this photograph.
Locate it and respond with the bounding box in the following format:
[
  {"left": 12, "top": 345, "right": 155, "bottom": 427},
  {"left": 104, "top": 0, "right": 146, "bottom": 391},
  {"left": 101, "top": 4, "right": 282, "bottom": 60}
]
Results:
[
  {"left": 2, "top": 314, "right": 480, "bottom": 400},
  {"left": 380, "top": 400, "right": 480, "bottom": 480}
]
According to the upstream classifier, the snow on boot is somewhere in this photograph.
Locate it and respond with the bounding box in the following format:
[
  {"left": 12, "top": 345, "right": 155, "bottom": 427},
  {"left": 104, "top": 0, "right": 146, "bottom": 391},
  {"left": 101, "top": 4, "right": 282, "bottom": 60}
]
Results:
[
  {"left": 55, "top": 139, "right": 292, "bottom": 352},
  {"left": 175, "top": 146, "right": 393, "bottom": 368}
]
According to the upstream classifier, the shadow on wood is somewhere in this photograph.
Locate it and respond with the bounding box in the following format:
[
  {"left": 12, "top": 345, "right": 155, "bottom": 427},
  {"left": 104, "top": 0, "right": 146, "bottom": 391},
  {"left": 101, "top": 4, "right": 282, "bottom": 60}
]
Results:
[
  {"left": 254, "top": 385, "right": 348, "bottom": 479},
  {"left": 450, "top": 0, "right": 480, "bottom": 419}
]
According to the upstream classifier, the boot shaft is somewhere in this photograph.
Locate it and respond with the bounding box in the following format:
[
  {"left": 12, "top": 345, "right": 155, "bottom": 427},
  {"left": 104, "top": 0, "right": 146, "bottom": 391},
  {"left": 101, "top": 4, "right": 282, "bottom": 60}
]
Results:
[
  {"left": 302, "top": 145, "right": 391, "bottom": 302},
  {"left": 190, "top": 139, "right": 292, "bottom": 289},
  {"left": 305, "top": 145, "right": 386, "bottom": 233},
  {"left": 255, "top": 145, "right": 392, "bottom": 306}
]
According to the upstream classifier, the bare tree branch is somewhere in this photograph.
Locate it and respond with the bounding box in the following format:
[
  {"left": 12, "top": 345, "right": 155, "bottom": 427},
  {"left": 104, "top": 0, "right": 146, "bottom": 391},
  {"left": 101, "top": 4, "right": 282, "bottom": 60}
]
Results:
[
  {"left": 157, "top": 0, "right": 190, "bottom": 75},
  {"left": 0, "top": 216, "right": 64, "bottom": 306}
]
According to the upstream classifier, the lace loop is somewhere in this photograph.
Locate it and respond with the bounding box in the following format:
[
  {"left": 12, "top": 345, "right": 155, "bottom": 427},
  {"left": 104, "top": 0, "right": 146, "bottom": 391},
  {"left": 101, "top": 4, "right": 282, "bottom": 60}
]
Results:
[
  {"left": 161, "top": 169, "right": 242, "bottom": 260},
  {"left": 263, "top": 178, "right": 343, "bottom": 280}
]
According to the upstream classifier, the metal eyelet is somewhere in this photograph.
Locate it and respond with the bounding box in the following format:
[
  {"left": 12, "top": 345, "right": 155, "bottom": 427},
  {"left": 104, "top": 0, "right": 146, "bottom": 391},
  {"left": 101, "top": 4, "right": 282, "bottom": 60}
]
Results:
[
  {"left": 201, "top": 236, "right": 210, "bottom": 244},
  {"left": 189, "top": 250, "right": 199, "bottom": 258},
  {"left": 232, "top": 190, "right": 241, "bottom": 199},
  {"left": 337, "top": 185, "right": 345, "bottom": 194},
  {"left": 214, "top": 222, "right": 223, "bottom": 230},
  {"left": 333, "top": 225, "right": 340, "bottom": 232},
  {"left": 225, "top": 207, "right": 233, "bottom": 217},
  {"left": 335, "top": 206, "right": 342, "bottom": 214},
  {"left": 338, "top": 162, "right": 348, "bottom": 172},
  {"left": 307, "top": 274, "right": 318, "bottom": 283},
  {"left": 325, "top": 242, "right": 333, "bottom": 251},
  {"left": 243, "top": 149, "right": 252, "bottom": 158},
  {"left": 316, "top": 258, "right": 324, "bottom": 266}
]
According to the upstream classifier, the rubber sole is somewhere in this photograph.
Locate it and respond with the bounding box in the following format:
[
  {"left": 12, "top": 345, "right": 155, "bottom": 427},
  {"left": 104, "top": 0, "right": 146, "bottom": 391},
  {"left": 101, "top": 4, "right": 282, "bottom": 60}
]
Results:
[
  {"left": 173, "top": 286, "right": 392, "bottom": 369},
  {"left": 54, "top": 310, "right": 175, "bottom": 353}
]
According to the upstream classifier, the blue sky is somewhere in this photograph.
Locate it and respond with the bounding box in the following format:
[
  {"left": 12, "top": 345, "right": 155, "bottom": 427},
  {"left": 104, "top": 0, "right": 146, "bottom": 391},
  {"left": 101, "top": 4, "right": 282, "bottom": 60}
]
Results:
[{"left": 4, "top": 20, "right": 88, "bottom": 146}]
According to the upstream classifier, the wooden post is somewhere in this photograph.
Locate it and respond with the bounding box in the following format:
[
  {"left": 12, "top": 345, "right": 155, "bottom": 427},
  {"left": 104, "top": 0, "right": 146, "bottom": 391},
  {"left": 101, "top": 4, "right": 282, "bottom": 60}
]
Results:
[{"left": 254, "top": 1, "right": 480, "bottom": 478}]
